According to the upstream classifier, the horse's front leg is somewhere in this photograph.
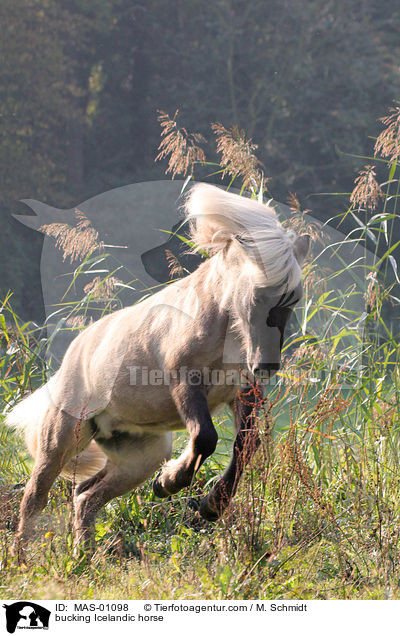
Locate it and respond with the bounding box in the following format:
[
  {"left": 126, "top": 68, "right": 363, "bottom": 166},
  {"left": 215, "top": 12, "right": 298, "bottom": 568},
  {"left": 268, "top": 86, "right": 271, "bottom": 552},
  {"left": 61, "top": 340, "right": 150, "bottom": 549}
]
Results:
[
  {"left": 199, "top": 385, "right": 261, "bottom": 521},
  {"left": 153, "top": 384, "right": 218, "bottom": 497}
]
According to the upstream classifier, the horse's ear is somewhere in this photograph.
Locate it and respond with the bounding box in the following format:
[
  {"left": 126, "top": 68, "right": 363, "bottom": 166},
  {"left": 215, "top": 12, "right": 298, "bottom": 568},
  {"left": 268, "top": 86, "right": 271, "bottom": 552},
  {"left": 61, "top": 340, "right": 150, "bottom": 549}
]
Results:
[{"left": 293, "top": 234, "right": 310, "bottom": 266}]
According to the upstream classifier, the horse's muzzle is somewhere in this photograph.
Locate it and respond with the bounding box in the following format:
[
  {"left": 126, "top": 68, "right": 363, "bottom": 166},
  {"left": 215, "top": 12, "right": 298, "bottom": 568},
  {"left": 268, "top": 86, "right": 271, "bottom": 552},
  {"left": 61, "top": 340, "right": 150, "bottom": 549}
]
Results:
[{"left": 253, "top": 362, "right": 280, "bottom": 376}]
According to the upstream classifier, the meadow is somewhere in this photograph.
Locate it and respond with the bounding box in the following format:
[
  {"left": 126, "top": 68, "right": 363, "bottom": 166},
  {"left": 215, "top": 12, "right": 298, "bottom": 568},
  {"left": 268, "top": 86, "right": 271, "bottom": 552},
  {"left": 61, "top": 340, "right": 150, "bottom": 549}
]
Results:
[{"left": 1, "top": 111, "right": 400, "bottom": 600}]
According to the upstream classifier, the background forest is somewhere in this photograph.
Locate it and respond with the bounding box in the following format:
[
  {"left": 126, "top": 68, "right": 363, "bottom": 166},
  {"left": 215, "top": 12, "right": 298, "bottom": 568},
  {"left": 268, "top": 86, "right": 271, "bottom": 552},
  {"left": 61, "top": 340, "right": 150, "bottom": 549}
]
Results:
[{"left": 2, "top": 0, "right": 400, "bottom": 320}]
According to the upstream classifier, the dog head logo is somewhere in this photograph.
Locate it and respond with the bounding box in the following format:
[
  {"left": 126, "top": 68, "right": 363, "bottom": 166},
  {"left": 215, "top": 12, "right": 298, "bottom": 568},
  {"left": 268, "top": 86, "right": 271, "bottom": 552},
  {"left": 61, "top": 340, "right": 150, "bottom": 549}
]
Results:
[{"left": 3, "top": 602, "right": 50, "bottom": 633}]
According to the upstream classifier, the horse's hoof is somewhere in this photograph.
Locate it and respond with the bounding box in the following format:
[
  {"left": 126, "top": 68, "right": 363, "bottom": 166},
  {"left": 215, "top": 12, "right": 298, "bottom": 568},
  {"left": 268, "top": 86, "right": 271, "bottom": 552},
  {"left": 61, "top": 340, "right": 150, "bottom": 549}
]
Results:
[
  {"left": 199, "top": 498, "right": 220, "bottom": 522},
  {"left": 152, "top": 477, "right": 170, "bottom": 498},
  {"left": 188, "top": 497, "right": 200, "bottom": 512}
]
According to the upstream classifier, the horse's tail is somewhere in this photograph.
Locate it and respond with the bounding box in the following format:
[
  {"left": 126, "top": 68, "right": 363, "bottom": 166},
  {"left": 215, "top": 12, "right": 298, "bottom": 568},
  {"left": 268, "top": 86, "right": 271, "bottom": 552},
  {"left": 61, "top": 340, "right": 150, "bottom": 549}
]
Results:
[
  {"left": 5, "top": 381, "right": 106, "bottom": 481},
  {"left": 5, "top": 382, "right": 52, "bottom": 460},
  {"left": 61, "top": 442, "right": 107, "bottom": 481}
]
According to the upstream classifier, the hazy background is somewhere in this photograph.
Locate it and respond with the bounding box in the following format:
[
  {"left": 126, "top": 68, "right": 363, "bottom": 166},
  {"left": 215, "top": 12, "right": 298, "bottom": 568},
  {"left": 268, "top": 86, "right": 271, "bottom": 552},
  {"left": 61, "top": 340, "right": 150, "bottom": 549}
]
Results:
[{"left": 2, "top": 0, "right": 399, "bottom": 320}]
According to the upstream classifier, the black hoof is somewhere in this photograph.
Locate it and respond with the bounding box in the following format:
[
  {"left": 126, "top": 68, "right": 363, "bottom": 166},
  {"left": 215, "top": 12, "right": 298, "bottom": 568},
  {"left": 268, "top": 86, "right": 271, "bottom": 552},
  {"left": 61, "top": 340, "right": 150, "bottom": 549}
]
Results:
[
  {"left": 188, "top": 497, "right": 200, "bottom": 512},
  {"left": 199, "top": 499, "right": 220, "bottom": 522},
  {"left": 152, "top": 478, "right": 170, "bottom": 498}
]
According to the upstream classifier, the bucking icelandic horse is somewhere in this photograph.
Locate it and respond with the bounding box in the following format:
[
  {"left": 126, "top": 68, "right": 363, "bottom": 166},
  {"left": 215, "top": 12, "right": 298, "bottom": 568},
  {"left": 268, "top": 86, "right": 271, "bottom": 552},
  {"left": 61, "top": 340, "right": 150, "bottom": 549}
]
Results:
[{"left": 6, "top": 183, "right": 309, "bottom": 553}]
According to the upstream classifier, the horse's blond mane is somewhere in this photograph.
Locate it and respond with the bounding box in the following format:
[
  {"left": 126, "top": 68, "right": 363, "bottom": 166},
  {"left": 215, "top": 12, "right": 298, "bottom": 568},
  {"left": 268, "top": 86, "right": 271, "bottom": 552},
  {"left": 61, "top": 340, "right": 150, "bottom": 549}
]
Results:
[{"left": 185, "top": 183, "right": 301, "bottom": 292}]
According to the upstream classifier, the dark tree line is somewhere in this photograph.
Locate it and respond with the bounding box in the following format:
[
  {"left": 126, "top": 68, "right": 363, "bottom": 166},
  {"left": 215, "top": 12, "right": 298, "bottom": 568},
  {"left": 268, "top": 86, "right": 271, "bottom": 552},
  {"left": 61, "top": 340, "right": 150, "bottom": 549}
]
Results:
[{"left": 2, "top": 0, "right": 400, "bottom": 318}]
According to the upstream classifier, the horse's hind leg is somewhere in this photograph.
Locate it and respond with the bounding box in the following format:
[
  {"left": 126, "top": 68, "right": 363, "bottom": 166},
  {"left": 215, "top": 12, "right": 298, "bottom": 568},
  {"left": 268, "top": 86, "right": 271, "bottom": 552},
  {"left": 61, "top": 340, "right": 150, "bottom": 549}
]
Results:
[
  {"left": 199, "top": 385, "right": 261, "bottom": 521},
  {"left": 14, "top": 406, "right": 93, "bottom": 554},
  {"left": 74, "top": 432, "right": 171, "bottom": 550}
]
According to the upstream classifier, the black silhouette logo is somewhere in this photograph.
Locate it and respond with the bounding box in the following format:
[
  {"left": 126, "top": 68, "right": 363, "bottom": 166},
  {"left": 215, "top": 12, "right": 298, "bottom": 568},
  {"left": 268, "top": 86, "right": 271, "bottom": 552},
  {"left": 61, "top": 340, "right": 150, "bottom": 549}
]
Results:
[
  {"left": 141, "top": 221, "right": 203, "bottom": 283},
  {"left": 3, "top": 602, "right": 50, "bottom": 633}
]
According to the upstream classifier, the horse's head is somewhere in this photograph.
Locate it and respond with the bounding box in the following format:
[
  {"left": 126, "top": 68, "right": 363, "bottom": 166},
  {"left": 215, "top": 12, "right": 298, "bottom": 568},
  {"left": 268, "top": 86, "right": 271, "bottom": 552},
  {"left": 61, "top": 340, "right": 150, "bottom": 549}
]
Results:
[
  {"left": 184, "top": 184, "right": 311, "bottom": 376},
  {"left": 247, "top": 234, "right": 309, "bottom": 377},
  {"left": 247, "top": 283, "right": 303, "bottom": 376}
]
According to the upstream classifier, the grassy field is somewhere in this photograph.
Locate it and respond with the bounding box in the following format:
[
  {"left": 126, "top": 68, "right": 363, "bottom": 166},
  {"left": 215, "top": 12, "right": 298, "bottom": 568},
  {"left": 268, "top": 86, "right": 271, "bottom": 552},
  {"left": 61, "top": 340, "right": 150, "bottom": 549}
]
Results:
[
  {"left": 1, "top": 113, "right": 400, "bottom": 600},
  {"left": 1, "top": 395, "right": 400, "bottom": 601}
]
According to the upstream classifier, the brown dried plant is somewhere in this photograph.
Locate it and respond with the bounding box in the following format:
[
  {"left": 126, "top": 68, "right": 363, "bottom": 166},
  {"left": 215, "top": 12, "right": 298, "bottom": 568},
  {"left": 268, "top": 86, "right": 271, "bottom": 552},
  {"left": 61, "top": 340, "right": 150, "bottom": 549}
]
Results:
[
  {"left": 287, "top": 192, "right": 301, "bottom": 211},
  {"left": 66, "top": 315, "right": 93, "bottom": 329},
  {"left": 279, "top": 387, "right": 350, "bottom": 519},
  {"left": 350, "top": 165, "right": 384, "bottom": 210},
  {"left": 364, "top": 271, "right": 386, "bottom": 318},
  {"left": 83, "top": 275, "right": 122, "bottom": 300},
  {"left": 304, "top": 385, "right": 350, "bottom": 439},
  {"left": 278, "top": 423, "right": 331, "bottom": 518},
  {"left": 40, "top": 209, "right": 103, "bottom": 263},
  {"left": 374, "top": 103, "right": 400, "bottom": 164},
  {"left": 302, "top": 262, "right": 330, "bottom": 301},
  {"left": 372, "top": 396, "right": 397, "bottom": 432},
  {"left": 211, "top": 122, "right": 264, "bottom": 190},
  {"left": 165, "top": 249, "right": 184, "bottom": 279},
  {"left": 282, "top": 193, "right": 327, "bottom": 304},
  {"left": 286, "top": 339, "right": 327, "bottom": 371},
  {"left": 283, "top": 193, "right": 325, "bottom": 247},
  {"left": 156, "top": 110, "right": 206, "bottom": 179}
]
